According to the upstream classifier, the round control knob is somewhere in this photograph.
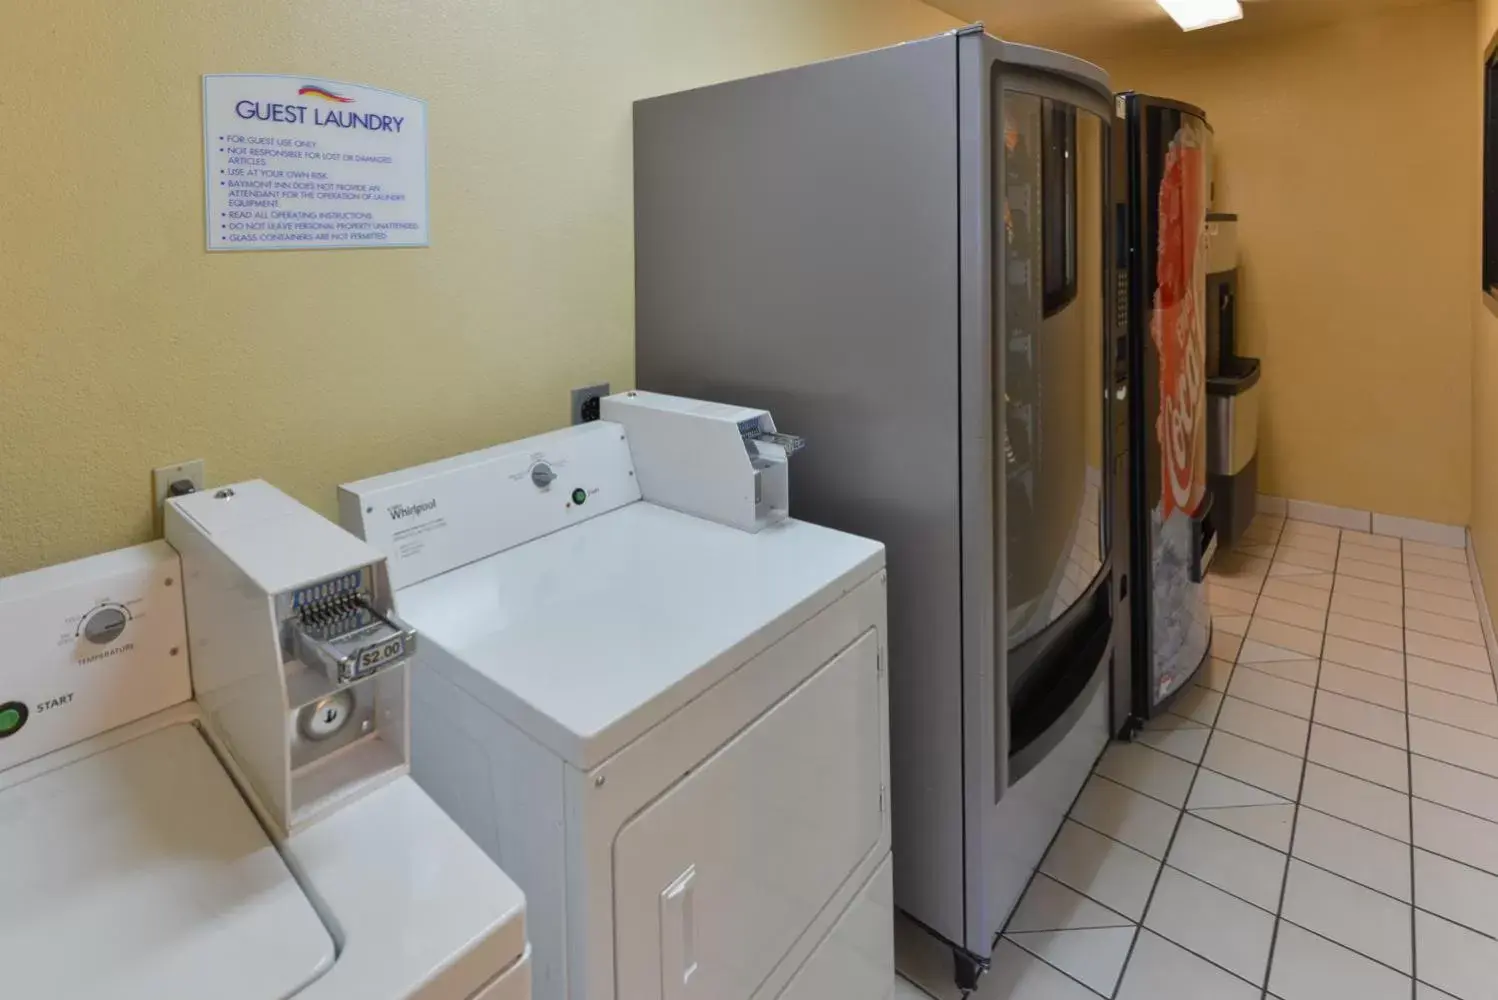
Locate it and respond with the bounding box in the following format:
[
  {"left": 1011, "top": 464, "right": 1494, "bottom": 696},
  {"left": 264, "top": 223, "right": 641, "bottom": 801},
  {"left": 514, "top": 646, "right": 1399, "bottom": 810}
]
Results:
[
  {"left": 299, "top": 690, "right": 356, "bottom": 742},
  {"left": 82, "top": 607, "right": 128, "bottom": 646},
  {"left": 531, "top": 462, "right": 557, "bottom": 489}
]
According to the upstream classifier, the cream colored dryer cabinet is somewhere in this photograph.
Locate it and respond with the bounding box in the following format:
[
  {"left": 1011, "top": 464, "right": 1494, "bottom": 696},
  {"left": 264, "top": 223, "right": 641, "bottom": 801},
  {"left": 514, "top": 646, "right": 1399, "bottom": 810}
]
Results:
[
  {"left": 613, "top": 630, "right": 884, "bottom": 999},
  {"left": 340, "top": 406, "right": 892, "bottom": 1000}
]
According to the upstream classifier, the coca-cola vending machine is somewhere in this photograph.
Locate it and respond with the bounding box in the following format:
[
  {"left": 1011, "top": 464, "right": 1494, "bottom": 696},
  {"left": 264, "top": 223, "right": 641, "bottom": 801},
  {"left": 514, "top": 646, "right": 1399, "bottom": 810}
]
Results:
[{"left": 1112, "top": 93, "right": 1215, "bottom": 728}]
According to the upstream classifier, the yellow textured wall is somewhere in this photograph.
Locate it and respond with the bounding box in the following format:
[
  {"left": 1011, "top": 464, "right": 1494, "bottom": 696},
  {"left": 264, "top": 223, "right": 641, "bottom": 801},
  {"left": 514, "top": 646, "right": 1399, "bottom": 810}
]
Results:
[
  {"left": 0, "top": 0, "right": 960, "bottom": 576},
  {"left": 1076, "top": 2, "right": 1477, "bottom": 526},
  {"left": 1475, "top": 0, "right": 1498, "bottom": 622}
]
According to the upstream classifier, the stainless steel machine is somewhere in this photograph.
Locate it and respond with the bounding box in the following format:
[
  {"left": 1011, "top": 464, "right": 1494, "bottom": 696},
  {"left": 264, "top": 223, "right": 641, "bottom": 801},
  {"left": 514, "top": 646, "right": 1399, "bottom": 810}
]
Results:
[
  {"left": 1205, "top": 213, "right": 1261, "bottom": 549},
  {"left": 632, "top": 27, "right": 1117, "bottom": 988}
]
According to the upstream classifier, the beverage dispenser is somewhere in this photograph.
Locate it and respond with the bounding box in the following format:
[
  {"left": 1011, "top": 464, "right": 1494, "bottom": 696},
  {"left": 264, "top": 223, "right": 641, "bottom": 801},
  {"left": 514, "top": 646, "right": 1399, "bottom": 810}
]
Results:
[{"left": 1204, "top": 213, "right": 1261, "bottom": 547}]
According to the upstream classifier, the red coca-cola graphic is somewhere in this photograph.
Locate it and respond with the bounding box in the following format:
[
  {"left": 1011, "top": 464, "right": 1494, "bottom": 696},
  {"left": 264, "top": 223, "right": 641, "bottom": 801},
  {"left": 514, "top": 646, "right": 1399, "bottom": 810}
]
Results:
[{"left": 1151, "top": 127, "right": 1208, "bottom": 520}]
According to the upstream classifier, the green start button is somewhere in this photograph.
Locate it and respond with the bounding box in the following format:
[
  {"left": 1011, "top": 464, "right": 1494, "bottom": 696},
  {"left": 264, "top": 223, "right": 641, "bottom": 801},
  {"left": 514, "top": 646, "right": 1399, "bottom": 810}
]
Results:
[{"left": 0, "top": 702, "right": 28, "bottom": 739}]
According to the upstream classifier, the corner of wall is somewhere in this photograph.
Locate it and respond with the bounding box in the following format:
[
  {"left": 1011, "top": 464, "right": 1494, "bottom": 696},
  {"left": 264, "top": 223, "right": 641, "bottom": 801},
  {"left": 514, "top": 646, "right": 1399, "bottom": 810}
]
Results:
[{"left": 1474, "top": 0, "right": 1498, "bottom": 627}]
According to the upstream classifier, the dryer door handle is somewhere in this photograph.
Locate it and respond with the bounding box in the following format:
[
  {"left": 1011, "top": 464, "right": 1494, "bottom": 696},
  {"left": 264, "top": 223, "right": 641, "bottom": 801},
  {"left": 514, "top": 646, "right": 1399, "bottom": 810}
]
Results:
[{"left": 660, "top": 865, "right": 699, "bottom": 997}]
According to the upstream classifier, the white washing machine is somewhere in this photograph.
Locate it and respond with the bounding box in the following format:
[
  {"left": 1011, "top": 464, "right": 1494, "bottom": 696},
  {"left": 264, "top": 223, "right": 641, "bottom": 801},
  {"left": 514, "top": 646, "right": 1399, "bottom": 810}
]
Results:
[
  {"left": 0, "top": 489, "right": 531, "bottom": 999},
  {"left": 340, "top": 392, "right": 893, "bottom": 1000}
]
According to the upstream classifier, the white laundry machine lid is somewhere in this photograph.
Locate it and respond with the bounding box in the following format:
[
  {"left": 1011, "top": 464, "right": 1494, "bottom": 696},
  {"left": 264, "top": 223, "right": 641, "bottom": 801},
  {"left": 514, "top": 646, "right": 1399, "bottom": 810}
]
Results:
[
  {"left": 0, "top": 721, "right": 335, "bottom": 999},
  {"left": 399, "top": 501, "right": 885, "bottom": 769}
]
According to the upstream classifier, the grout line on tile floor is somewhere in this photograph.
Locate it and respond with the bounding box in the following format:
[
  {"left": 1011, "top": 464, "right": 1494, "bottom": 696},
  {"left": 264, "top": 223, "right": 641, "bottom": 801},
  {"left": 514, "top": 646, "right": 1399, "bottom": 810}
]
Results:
[
  {"left": 1405, "top": 547, "right": 1420, "bottom": 995},
  {"left": 1408, "top": 786, "right": 1498, "bottom": 832},
  {"left": 1406, "top": 679, "right": 1498, "bottom": 707},
  {"left": 1060, "top": 780, "right": 1434, "bottom": 905},
  {"left": 1109, "top": 709, "right": 1214, "bottom": 997},
  {"left": 1404, "top": 654, "right": 1496, "bottom": 677},
  {"left": 1165, "top": 849, "right": 1280, "bottom": 913},
  {"left": 1412, "top": 984, "right": 1463, "bottom": 1000},
  {"left": 1319, "top": 656, "right": 1408, "bottom": 684},
  {"left": 1155, "top": 849, "right": 1316, "bottom": 915},
  {"left": 1188, "top": 802, "right": 1286, "bottom": 813},
  {"left": 1161, "top": 710, "right": 1214, "bottom": 732},
  {"left": 1061, "top": 816, "right": 1166, "bottom": 863},
  {"left": 1403, "top": 631, "right": 1493, "bottom": 656},
  {"left": 1132, "top": 922, "right": 1268, "bottom": 997},
  {"left": 1286, "top": 800, "right": 1404, "bottom": 852},
  {"left": 993, "top": 722, "right": 1137, "bottom": 999},
  {"left": 1202, "top": 685, "right": 1227, "bottom": 729},
  {"left": 1411, "top": 902, "right": 1498, "bottom": 944},
  {"left": 1115, "top": 861, "right": 1268, "bottom": 997},
  {"left": 1407, "top": 750, "right": 1498, "bottom": 787},
  {"left": 1260, "top": 602, "right": 1324, "bottom": 996},
  {"left": 1257, "top": 518, "right": 1296, "bottom": 1000},
  {"left": 1091, "top": 764, "right": 1200, "bottom": 812},
  {"left": 1279, "top": 917, "right": 1420, "bottom": 984},
  {"left": 1219, "top": 701, "right": 1316, "bottom": 737},
  {"left": 1308, "top": 718, "right": 1409, "bottom": 753},
  {"left": 1105, "top": 820, "right": 1180, "bottom": 995},
  {"left": 1161, "top": 866, "right": 1291, "bottom": 950},
  {"left": 1003, "top": 935, "right": 1113, "bottom": 999},
  {"left": 1406, "top": 710, "right": 1498, "bottom": 741},
  {"left": 1235, "top": 662, "right": 1318, "bottom": 690},
  {"left": 1407, "top": 608, "right": 1486, "bottom": 629},
  {"left": 1205, "top": 724, "right": 1313, "bottom": 762},
  {"left": 1305, "top": 754, "right": 1406, "bottom": 793},
  {"left": 1411, "top": 840, "right": 1498, "bottom": 883},
  {"left": 1187, "top": 807, "right": 1405, "bottom": 895}
]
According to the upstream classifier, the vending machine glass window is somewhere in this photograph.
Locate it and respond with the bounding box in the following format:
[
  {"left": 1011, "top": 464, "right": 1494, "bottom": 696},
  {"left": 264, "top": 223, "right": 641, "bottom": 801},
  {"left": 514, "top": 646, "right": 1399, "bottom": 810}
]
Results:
[
  {"left": 1042, "top": 102, "right": 1078, "bottom": 317},
  {"left": 1000, "top": 90, "right": 1107, "bottom": 709}
]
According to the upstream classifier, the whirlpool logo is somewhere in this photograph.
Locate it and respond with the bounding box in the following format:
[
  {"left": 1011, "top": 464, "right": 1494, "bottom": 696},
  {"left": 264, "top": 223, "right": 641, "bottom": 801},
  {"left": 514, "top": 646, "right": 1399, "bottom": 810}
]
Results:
[{"left": 387, "top": 499, "right": 437, "bottom": 521}]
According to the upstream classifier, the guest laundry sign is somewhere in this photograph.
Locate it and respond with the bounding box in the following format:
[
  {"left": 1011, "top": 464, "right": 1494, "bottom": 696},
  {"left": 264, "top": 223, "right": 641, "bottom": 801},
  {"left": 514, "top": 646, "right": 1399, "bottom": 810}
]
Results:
[{"left": 203, "top": 74, "right": 428, "bottom": 251}]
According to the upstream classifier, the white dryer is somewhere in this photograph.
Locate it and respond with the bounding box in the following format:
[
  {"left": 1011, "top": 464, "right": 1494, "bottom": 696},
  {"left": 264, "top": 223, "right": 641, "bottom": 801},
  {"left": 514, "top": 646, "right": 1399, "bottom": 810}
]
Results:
[
  {"left": 340, "top": 392, "right": 892, "bottom": 1000},
  {"left": 0, "top": 492, "right": 531, "bottom": 999}
]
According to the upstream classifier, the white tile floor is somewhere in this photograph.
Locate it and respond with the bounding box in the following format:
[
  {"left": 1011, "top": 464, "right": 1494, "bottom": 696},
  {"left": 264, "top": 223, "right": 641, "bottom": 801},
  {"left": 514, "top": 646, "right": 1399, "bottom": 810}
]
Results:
[{"left": 898, "top": 512, "right": 1498, "bottom": 999}]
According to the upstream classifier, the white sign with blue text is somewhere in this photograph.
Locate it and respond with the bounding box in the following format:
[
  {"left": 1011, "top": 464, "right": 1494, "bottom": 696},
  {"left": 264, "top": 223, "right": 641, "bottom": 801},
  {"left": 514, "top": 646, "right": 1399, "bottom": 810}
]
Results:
[{"left": 203, "top": 74, "right": 428, "bottom": 251}]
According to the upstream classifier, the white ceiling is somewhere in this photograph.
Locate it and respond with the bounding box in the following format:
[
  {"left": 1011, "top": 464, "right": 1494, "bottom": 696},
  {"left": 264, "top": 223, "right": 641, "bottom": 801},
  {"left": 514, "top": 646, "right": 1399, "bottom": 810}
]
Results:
[{"left": 927, "top": 0, "right": 1464, "bottom": 53}]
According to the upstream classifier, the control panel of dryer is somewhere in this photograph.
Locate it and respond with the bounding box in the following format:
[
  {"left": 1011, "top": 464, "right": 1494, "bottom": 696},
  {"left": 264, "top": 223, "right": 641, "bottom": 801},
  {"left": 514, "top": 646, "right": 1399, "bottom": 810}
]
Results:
[
  {"left": 339, "top": 420, "right": 643, "bottom": 589},
  {"left": 340, "top": 391, "right": 804, "bottom": 593},
  {"left": 0, "top": 542, "right": 190, "bottom": 772}
]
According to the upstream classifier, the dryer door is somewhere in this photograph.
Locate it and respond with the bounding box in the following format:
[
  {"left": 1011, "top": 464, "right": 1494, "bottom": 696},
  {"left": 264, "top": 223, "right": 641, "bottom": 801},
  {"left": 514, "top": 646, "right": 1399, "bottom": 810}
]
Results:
[{"left": 613, "top": 630, "right": 884, "bottom": 1000}]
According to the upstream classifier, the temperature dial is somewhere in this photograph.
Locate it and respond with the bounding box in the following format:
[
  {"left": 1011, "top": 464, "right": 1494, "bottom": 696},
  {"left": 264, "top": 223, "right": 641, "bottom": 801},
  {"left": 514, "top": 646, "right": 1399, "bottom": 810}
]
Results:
[{"left": 82, "top": 606, "right": 129, "bottom": 646}]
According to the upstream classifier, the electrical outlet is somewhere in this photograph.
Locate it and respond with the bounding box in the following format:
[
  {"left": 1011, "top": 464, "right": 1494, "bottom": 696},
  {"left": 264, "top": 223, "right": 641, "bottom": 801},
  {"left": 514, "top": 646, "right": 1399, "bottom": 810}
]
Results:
[
  {"left": 152, "top": 459, "right": 205, "bottom": 532},
  {"left": 570, "top": 383, "right": 610, "bottom": 425}
]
